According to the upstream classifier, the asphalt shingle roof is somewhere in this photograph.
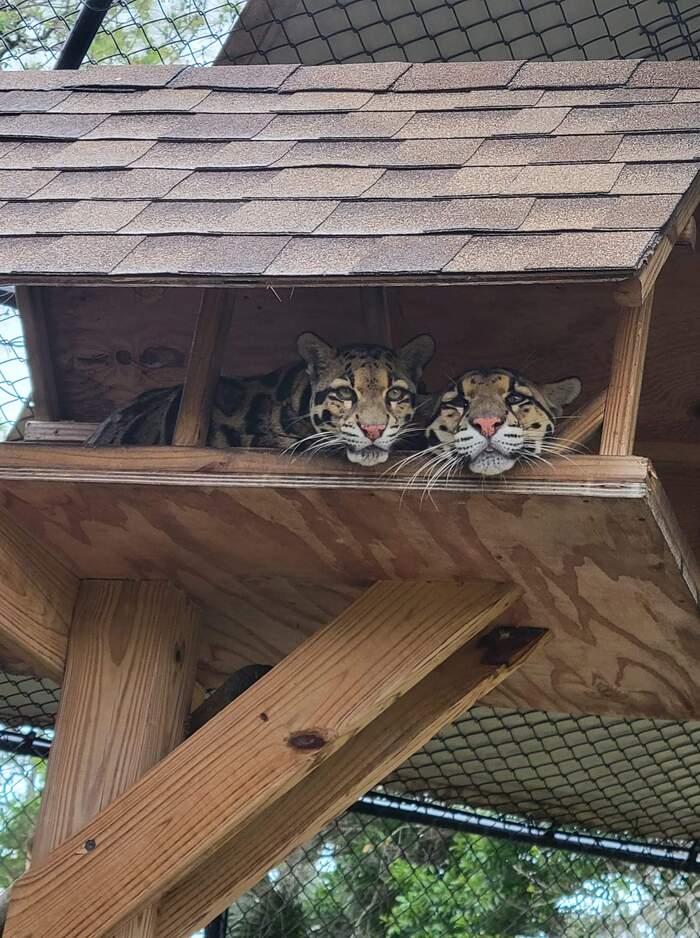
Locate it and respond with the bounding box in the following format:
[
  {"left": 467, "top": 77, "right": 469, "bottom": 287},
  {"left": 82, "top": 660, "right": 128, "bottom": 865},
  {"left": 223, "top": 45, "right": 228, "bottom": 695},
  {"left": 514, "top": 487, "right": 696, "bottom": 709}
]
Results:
[{"left": 0, "top": 60, "right": 698, "bottom": 283}]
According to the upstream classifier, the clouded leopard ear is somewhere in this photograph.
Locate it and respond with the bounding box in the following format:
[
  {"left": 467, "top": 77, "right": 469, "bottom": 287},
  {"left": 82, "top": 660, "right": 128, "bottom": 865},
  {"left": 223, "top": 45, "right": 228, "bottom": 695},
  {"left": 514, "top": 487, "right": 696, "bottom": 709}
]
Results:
[
  {"left": 541, "top": 377, "right": 582, "bottom": 415},
  {"left": 398, "top": 334, "right": 436, "bottom": 381},
  {"left": 297, "top": 332, "right": 336, "bottom": 379}
]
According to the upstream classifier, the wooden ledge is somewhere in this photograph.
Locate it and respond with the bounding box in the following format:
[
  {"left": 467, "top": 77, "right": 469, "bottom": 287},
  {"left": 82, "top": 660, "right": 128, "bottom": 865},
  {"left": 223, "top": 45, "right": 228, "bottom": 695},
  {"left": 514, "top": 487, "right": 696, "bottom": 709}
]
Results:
[{"left": 0, "top": 445, "right": 651, "bottom": 497}]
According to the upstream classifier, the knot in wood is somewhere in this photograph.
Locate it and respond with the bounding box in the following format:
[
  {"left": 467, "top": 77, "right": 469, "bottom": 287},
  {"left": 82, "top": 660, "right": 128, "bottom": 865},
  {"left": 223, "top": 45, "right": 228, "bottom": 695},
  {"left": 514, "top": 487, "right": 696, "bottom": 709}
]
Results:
[{"left": 288, "top": 731, "right": 326, "bottom": 751}]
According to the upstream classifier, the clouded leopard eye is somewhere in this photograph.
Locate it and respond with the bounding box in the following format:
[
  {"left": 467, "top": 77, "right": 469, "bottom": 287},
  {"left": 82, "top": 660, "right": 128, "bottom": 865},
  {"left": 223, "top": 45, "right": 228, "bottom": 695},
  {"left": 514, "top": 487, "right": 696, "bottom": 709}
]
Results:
[
  {"left": 442, "top": 397, "right": 469, "bottom": 414},
  {"left": 506, "top": 392, "right": 527, "bottom": 406},
  {"left": 330, "top": 385, "right": 356, "bottom": 402},
  {"left": 386, "top": 386, "right": 408, "bottom": 403}
]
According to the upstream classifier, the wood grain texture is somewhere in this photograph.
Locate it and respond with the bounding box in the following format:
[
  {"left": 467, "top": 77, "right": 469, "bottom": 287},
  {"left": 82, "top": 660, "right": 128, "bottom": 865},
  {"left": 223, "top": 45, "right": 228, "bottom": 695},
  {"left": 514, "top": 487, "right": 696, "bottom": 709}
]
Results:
[
  {"left": 11, "top": 580, "right": 201, "bottom": 938},
  {"left": 157, "top": 626, "right": 550, "bottom": 938},
  {"left": 172, "top": 288, "right": 233, "bottom": 447},
  {"left": 677, "top": 216, "right": 697, "bottom": 251},
  {"left": 0, "top": 451, "right": 696, "bottom": 720},
  {"left": 6, "top": 579, "right": 518, "bottom": 938},
  {"left": 0, "top": 506, "right": 76, "bottom": 683},
  {"left": 24, "top": 420, "right": 99, "bottom": 443},
  {"left": 601, "top": 290, "right": 655, "bottom": 457},
  {"left": 14, "top": 286, "right": 59, "bottom": 421},
  {"left": 558, "top": 388, "right": 607, "bottom": 448}
]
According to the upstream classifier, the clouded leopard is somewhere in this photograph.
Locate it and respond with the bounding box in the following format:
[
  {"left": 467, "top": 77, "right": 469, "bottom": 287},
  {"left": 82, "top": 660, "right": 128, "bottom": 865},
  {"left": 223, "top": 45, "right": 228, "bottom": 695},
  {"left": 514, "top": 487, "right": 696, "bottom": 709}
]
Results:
[{"left": 87, "top": 332, "right": 435, "bottom": 466}]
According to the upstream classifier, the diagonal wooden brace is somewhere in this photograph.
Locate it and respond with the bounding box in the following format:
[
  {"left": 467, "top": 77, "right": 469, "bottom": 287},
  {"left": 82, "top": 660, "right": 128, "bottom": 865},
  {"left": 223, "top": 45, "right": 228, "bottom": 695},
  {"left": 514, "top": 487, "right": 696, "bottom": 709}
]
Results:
[
  {"left": 6, "top": 578, "right": 522, "bottom": 938},
  {"left": 157, "top": 624, "right": 549, "bottom": 938}
]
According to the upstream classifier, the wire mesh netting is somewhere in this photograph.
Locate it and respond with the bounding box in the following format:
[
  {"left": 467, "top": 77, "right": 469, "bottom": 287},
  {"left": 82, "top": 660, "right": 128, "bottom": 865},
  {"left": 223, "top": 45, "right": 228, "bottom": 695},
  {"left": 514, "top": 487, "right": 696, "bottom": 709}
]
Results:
[{"left": 3, "top": 0, "right": 700, "bottom": 72}]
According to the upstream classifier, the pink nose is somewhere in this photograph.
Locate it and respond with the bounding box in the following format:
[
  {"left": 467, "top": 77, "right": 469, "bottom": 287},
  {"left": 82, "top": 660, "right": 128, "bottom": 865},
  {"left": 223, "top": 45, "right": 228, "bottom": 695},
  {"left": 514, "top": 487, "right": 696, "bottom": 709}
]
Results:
[
  {"left": 472, "top": 416, "right": 502, "bottom": 439},
  {"left": 360, "top": 423, "right": 386, "bottom": 442}
]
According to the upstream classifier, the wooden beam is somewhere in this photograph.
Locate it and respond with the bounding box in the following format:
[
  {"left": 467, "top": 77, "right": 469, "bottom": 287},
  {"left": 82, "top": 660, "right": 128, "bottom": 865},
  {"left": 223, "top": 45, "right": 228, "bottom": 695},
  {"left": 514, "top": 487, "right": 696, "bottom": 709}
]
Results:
[
  {"left": 14, "top": 286, "right": 59, "bottom": 421},
  {"left": 157, "top": 625, "right": 549, "bottom": 937},
  {"left": 614, "top": 178, "right": 700, "bottom": 307},
  {"left": 6, "top": 579, "right": 518, "bottom": 938},
  {"left": 172, "top": 288, "right": 233, "bottom": 447},
  {"left": 24, "top": 420, "right": 99, "bottom": 443},
  {"left": 677, "top": 216, "right": 697, "bottom": 251},
  {"left": 600, "top": 289, "right": 655, "bottom": 457},
  {"left": 0, "top": 508, "right": 76, "bottom": 683},
  {"left": 21, "top": 580, "right": 200, "bottom": 938},
  {"left": 557, "top": 388, "right": 607, "bottom": 449}
]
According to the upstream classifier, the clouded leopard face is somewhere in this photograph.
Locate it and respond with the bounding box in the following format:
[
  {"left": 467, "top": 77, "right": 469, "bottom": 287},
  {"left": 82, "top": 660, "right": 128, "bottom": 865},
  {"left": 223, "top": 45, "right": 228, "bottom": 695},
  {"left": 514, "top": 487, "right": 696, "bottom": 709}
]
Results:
[
  {"left": 297, "top": 332, "right": 435, "bottom": 466},
  {"left": 426, "top": 368, "right": 582, "bottom": 476}
]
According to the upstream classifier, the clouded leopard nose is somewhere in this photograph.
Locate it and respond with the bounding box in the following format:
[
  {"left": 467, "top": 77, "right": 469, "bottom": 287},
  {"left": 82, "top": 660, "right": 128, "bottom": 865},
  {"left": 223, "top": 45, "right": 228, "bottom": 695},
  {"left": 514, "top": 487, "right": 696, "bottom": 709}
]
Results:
[
  {"left": 360, "top": 423, "right": 386, "bottom": 442},
  {"left": 471, "top": 416, "right": 503, "bottom": 438}
]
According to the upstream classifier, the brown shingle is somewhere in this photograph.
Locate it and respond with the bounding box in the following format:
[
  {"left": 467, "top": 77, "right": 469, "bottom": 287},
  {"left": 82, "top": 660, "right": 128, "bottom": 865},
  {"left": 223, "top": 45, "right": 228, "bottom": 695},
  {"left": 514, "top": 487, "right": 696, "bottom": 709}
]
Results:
[
  {"left": 363, "top": 167, "right": 519, "bottom": 198},
  {"left": 674, "top": 90, "right": 700, "bottom": 102},
  {"left": 112, "top": 234, "right": 288, "bottom": 275},
  {"left": 85, "top": 112, "right": 274, "bottom": 140},
  {"left": 0, "top": 200, "right": 150, "bottom": 234},
  {"left": 171, "top": 65, "right": 298, "bottom": 91},
  {"left": 0, "top": 90, "right": 71, "bottom": 112},
  {"left": 0, "top": 141, "right": 19, "bottom": 159},
  {"left": 444, "top": 231, "right": 655, "bottom": 273},
  {"left": 352, "top": 235, "right": 470, "bottom": 273},
  {"left": 279, "top": 63, "right": 410, "bottom": 92},
  {"left": 195, "top": 91, "right": 372, "bottom": 113},
  {"left": 256, "top": 111, "right": 413, "bottom": 140},
  {"left": 537, "top": 88, "right": 676, "bottom": 107},
  {"left": 510, "top": 163, "right": 623, "bottom": 195},
  {"left": 399, "top": 107, "right": 569, "bottom": 138},
  {"left": 1, "top": 141, "right": 73, "bottom": 169},
  {"left": 610, "top": 163, "right": 699, "bottom": 194},
  {"left": 168, "top": 167, "right": 383, "bottom": 200},
  {"left": 132, "top": 140, "right": 294, "bottom": 169},
  {"left": 52, "top": 89, "right": 210, "bottom": 113},
  {"left": 0, "top": 170, "right": 58, "bottom": 198},
  {"left": 0, "top": 71, "right": 82, "bottom": 91},
  {"left": 23, "top": 139, "right": 156, "bottom": 169},
  {"left": 612, "top": 131, "right": 700, "bottom": 162},
  {"left": 629, "top": 62, "right": 700, "bottom": 88},
  {"left": 393, "top": 62, "right": 522, "bottom": 92},
  {"left": 122, "top": 199, "right": 338, "bottom": 235},
  {"left": 316, "top": 197, "right": 534, "bottom": 234},
  {"left": 273, "top": 138, "right": 482, "bottom": 168},
  {"left": 32, "top": 169, "right": 191, "bottom": 200},
  {"left": 520, "top": 195, "right": 678, "bottom": 231},
  {"left": 67, "top": 65, "right": 185, "bottom": 89},
  {"left": 0, "top": 234, "right": 144, "bottom": 275},
  {"left": 469, "top": 134, "right": 623, "bottom": 166},
  {"left": 362, "top": 89, "right": 543, "bottom": 111},
  {"left": 555, "top": 103, "right": 700, "bottom": 136},
  {"left": 511, "top": 60, "right": 639, "bottom": 89},
  {"left": 0, "top": 113, "right": 107, "bottom": 139}
]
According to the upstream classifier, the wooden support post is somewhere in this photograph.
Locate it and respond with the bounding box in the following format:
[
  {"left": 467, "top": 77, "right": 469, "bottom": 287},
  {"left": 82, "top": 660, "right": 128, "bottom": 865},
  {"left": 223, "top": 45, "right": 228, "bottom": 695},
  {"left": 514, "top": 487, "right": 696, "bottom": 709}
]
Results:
[
  {"left": 157, "top": 625, "right": 549, "bottom": 938},
  {"left": 14, "top": 286, "right": 59, "bottom": 421},
  {"left": 600, "top": 290, "right": 655, "bottom": 457},
  {"left": 18, "top": 581, "right": 200, "bottom": 938},
  {"left": 677, "top": 216, "right": 697, "bottom": 251},
  {"left": 7, "top": 578, "right": 519, "bottom": 938},
  {"left": 0, "top": 508, "right": 76, "bottom": 683},
  {"left": 557, "top": 387, "right": 607, "bottom": 449},
  {"left": 172, "top": 288, "right": 233, "bottom": 447}
]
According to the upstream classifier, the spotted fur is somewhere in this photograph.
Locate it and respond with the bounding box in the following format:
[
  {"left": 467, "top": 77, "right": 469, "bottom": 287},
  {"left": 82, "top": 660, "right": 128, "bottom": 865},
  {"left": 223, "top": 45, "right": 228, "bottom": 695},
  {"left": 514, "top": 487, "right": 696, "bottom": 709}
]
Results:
[
  {"left": 425, "top": 368, "right": 581, "bottom": 476},
  {"left": 86, "top": 333, "right": 435, "bottom": 466}
]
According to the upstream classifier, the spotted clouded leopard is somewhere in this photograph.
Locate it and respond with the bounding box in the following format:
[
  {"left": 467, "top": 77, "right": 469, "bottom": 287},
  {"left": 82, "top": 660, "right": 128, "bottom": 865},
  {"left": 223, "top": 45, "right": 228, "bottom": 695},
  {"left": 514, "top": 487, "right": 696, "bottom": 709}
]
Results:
[
  {"left": 423, "top": 368, "right": 582, "bottom": 476},
  {"left": 87, "top": 333, "right": 435, "bottom": 466}
]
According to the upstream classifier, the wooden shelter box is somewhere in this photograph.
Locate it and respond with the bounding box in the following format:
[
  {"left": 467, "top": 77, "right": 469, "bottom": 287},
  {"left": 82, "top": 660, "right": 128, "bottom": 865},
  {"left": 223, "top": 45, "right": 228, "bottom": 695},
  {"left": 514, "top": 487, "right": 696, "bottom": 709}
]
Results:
[{"left": 0, "top": 61, "right": 698, "bottom": 938}]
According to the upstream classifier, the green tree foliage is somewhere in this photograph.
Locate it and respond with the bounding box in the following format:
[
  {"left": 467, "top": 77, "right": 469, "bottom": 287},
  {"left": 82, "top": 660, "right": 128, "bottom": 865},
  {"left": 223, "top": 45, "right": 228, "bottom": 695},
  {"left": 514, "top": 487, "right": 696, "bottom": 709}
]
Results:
[
  {"left": 0, "top": 0, "right": 241, "bottom": 69},
  {"left": 0, "top": 751, "right": 44, "bottom": 887}
]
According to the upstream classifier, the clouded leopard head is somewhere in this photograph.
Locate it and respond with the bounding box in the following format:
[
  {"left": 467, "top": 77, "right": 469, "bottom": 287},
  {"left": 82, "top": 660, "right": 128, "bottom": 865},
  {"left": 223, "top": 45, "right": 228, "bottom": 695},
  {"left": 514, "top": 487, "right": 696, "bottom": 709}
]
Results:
[
  {"left": 297, "top": 332, "right": 435, "bottom": 466},
  {"left": 426, "top": 368, "right": 581, "bottom": 476}
]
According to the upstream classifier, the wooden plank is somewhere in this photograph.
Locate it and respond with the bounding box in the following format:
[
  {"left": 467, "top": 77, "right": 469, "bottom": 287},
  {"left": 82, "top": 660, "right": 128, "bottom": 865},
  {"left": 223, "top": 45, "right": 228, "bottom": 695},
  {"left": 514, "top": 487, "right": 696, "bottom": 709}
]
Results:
[
  {"left": 14, "top": 286, "right": 59, "bottom": 421},
  {"left": 172, "top": 288, "right": 233, "bottom": 447},
  {"left": 677, "top": 216, "right": 697, "bottom": 251},
  {"left": 557, "top": 388, "right": 607, "bottom": 448},
  {"left": 6, "top": 579, "right": 519, "bottom": 938},
  {"left": 0, "top": 507, "right": 76, "bottom": 682},
  {"left": 9, "top": 580, "right": 201, "bottom": 938},
  {"left": 600, "top": 290, "right": 655, "bottom": 456},
  {"left": 157, "top": 625, "right": 550, "bottom": 938},
  {"left": 0, "top": 443, "right": 651, "bottom": 489},
  {"left": 24, "top": 421, "right": 99, "bottom": 443}
]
